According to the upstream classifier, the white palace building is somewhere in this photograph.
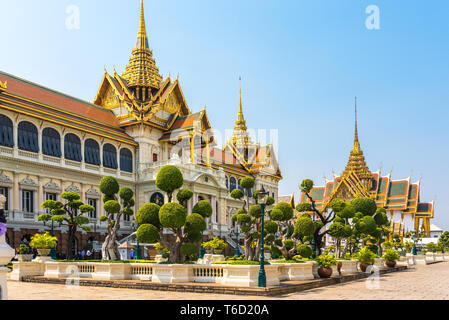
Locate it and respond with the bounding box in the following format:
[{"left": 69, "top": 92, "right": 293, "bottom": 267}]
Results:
[{"left": 0, "top": 2, "right": 282, "bottom": 257}]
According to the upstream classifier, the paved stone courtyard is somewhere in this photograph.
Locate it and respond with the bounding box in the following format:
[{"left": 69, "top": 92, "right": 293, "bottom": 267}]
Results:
[{"left": 7, "top": 262, "right": 449, "bottom": 300}]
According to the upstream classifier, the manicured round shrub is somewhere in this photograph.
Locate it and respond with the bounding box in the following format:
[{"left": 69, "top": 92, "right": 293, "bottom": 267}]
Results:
[
  {"left": 296, "top": 202, "right": 312, "bottom": 212},
  {"left": 61, "top": 191, "right": 81, "bottom": 202},
  {"left": 122, "top": 207, "right": 133, "bottom": 216},
  {"left": 330, "top": 199, "right": 346, "bottom": 212},
  {"left": 176, "top": 188, "right": 193, "bottom": 204},
  {"left": 185, "top": 213, "right": 207, "bottom": 233},
  {"left": 300, "top": 179, "right": 314, "bottom": 193},
  {"left": 119, "top": 187, "right": 134, "bottom": 202},
  {"left": 231, "top": 214, "right": 238, "bottom": 222},
  {"left": 241, "top": 226, "right": 251, "bottom": 233},
  {"left": 356, "top": 215, "right": 377, "bottom": 233},
  {"left": 230, "top": 189, "right": 244, "bottom": 200},
  {"left": 192, "top": 200, "right": 212, "bottom": 218},
  {"left": 269, "top": 209, "right": 284, "bottom": 221},
  {"left": 159, "top": 202, "right": 187, "bottom": 229},
  {"left": 265, "top": 234, "right": 275, "bottom": 242},
  {"left": 297, "top": 244, "right": 313, "bottom": 258},
  {"left": 339, "top": 204, "right": 356, "bottom": 219},
  {"left": 273, "top": 202, "right": 293, "bottom": 221},
  {"left": 155, "top": 165, "right": 183, "bottom": 194},
  {"left": 264, "top": 220, "right": 278, "bottom": 234},
  {"left": 283, "top": 239, "right": 294, "bottom": 250},
  {"left": 136, "top": 224, "right": 159, "bottom": 243},
  {"left": 237, "top": 208, "right": 247, "bottom": 214},
  {"left": 249, "top": 204, "right": 262, "bottom": 218},
  {"left": 266, "top": 196, "right": 275, "bottom": 206},
  {"left": 99, "top": 176, "right": 120, "bottom": 196},
  {"left": 102, "top": 195, "right": 115, "bottom": 203},
  {"left": 374, "top": 211, "right": 389, "bottom": 226},
  {"left": 240, "top": 177, "right": 255, "bottom": 190},
  {"left": 104, "top": 200, "right": 121, "bottom": 214},
  {"left": 181, "top": 243, "right": 197, "bottom": 259},
  {"left": 237, "top": 214, "right": 251, "bottom": 224},
  {"left": 136, "top": 203, "right": 160, "bottom": 227},
  {"left": 351, "top": 198, "right": 377, "bottom": 216},
  {"left": 294, "top": 216, "right": 315, "bottom": 237}
]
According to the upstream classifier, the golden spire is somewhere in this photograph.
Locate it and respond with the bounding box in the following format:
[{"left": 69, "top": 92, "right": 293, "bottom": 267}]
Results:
[
  {"left": 341, "top": 97, "right": 373, "bottom": 186},
  {"left": 123, "top": 0, "right": 162, "bottom": 91},
  {"left": 234, "top": 77, "right": 247, "bottom": 131}
]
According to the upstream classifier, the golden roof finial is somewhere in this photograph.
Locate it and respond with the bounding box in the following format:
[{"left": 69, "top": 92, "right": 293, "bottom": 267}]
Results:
[
  {"left": 340, "top": 97, "right": 373, "bottom": 185},
  {"left": 122, "top": 0, "right": 162, "bottom": 90},
  {"left": 234, "top": 76, "right": 247, "bottom": 131}
]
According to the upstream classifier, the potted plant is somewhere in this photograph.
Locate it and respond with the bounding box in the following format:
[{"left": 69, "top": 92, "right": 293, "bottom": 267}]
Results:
[
  {"left": 382, "top": 248, "right": 400, "bottom": 268},
  {"left": 315, "top": 254, "right": 337, "bottom": 278},
  {"left": 204, "top": 237, "right": 228, "bottom": 255},
  {"left": 17, "top": 244, "right": 33, "bottom": 262},
  {"left": 154, "top": 242, "right": 170, "bottom": 261},
  {"left": 29, "top": 232, "right": 58, "bottom": 257},
  {"left": 356, "top": 247, "right": 376, "bottom": 272},
  {"left": 202, "top": 241, "right": 214, "bottom": 254}
]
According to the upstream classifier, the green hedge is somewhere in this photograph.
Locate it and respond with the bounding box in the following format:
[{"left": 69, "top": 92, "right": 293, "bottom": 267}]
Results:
[{"left": 212, "top": 260, "right": 270, "bottom": 265}]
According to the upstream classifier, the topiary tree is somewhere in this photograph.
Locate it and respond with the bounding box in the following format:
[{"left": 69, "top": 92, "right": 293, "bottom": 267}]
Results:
[
  {"left": 135, "top": 165, "right": 209, "bottom": 263},
  {"left": 39, "top": 191, "right": 94, "bottom": 260},
  {"left": 156, "top": 165, "right": 183, "bottom": 202},
  {"left": 230, "top": 176, "right": 276, "bottom": 261},
  {"left": 99, "top": 176, "right": 135, "bottom": 261},
  {"left": 438, "top": 231, "right": 449, "bottom": 253}
]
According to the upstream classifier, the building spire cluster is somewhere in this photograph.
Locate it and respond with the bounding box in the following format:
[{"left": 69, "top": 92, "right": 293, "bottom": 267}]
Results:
[
  {"left": 122, "top": 0, "right": 162, "bottom": 95},
  {"left": 341, "top": 97, "right": 373, "bottom": 187}
]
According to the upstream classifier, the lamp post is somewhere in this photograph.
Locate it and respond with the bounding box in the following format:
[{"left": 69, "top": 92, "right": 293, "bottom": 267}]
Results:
[
  {"left": 231, "top": 225, "right": 241, "bottom": 258},
  {"left": 258, "top": 186, "right": 269, "bottom": 288},
  {"left": 132, "top": 222, "right": 142, "bottom": 260}
]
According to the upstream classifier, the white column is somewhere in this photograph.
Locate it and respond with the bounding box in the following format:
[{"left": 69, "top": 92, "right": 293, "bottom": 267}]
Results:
[
  {"left": 211, "top": 196, "right": 217, "bottom": 223},
  {"left": 0, "top": 194, "right": 15, "bottom": 300}
]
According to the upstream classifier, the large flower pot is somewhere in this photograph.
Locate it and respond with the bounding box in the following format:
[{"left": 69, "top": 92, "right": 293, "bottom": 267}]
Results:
[
  {"left": 37, "top": 249, "right": 50, "bottom": 256},
  {"left": 17, "top": 254, "right": 33, "bottom": 262},
  {"left": 317, "top": 267, "right": 333, "bottom": 278},
  {"left": 385, "top": 260, "right": 396, "bottom": 268},
  {"left": 359, "top": 263, "right": 373, "bottom": 273}
]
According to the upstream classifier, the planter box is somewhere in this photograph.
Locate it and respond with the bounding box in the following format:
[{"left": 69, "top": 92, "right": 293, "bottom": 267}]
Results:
[
  {"left": 396, "top": 256, "right": 409, "bottom": 267},
  {"left": 219, "top": 265, "right": 280, "bottom": 287},
  {"left": 151, "top": 264, "right": 194, "bottom": 283},
  {"left": 92, "top": 263, "right": 131, "bottom": 280},
  {"left": 336, "top": 260, "right": 358, "bottom": 274},
  {"left": 435, "top": 253, "right": 444, "bottom": 262},
  {"left": 308, "top": 261, "right": 319, "bottom": 279},
  {"left": 414, "top": 255, "right": 428, "bottom": 265},
  {"left": 277, "top": 263, "right": 314, "bottom": 281},
  {"left": 406, "top": 253, "right": 415, "bottom": 265},
  {"left": 425, "top": 252, "right": 436, "bottom": 264},
  {"left": 10, "top": 261, "right": 44, "bottom": 281},
  {"left": 444, "top": 253, "right": 449, "bottom": 261},
  {"left": 197, "top": 254, "right": 225, "bottom": 265}
]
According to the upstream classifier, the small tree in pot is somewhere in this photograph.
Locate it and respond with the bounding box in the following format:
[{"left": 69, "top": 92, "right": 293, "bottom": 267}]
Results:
[
  {"left": 17, "top": 244, "right": 33, "bottom": 262},
  {"left": 356, "top": 247, "right": 377, "bottom": 272},
  {"left": 315, "top": 254, "right": 337, "bottom": 278},
  {"left": 382, "top": 249, "right": 400, "bottom": 268},
  {"left": 29, "top": 232, "right": 58, "bottom": 257}
]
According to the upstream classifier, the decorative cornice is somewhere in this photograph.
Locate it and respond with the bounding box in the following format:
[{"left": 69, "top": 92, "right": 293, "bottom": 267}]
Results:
[
  {"left": 65, "top": 183, "right": 81, "bottom": 193},
  {"left": 44, "top": 180, "right": 61, "bottom": 192},
  {"left": 19, "top": 176, "right": 37, "bottom": 187},
  {"left": 0, "top": 172, "right": 13, "bottom": 186},
  {"left": 86, "top": 186, "right": 101, "bottom": 197}
]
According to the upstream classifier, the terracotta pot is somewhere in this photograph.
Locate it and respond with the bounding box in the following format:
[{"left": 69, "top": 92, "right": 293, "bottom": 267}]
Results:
[
  {"left": 37, "top": 249, "right": 51, "bottom": 256},
  {"left": 386, "top": 260, "right": 396, "bottom": 268},
  {"left": 317, "top": 267, "right": 333, "bottom": 278},
  {"left": 359, "top": 263, "right": 373, "bottom": 273}
]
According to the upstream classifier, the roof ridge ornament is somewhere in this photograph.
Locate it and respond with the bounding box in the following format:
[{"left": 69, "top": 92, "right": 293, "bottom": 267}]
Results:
[{"left": 0, "top": 80, "right": 7, "bottom": 91}]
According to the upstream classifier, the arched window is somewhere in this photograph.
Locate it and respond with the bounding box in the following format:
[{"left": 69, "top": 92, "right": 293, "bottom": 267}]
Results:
[
  {"left": 0, "top": 115, "right": 13, "bottom": 147},
  {"left": 103, "top": 143, "right": 117, "bottom": 169},
  {"left": 64, "top": 133, "right": 82, "bottom": 162},
  {"left": 85, "top": 139, "right": 100, "bottom": 165},
  {"left": 120, "top": 148, "right": 133, "bottom": 173},
  {"left": 18, "top": 121, "right": 38, "bottom": 153},
  {"left": 230, "top": 177, "right": 236, "bottom": 192},
  {"left": 42, "top": 128, "right": 61, "bottom": 157},
  {"left": 150, "top": 192, "right": 164, "bottom": 206},
  {"left": 238, "top": 179, "right": 244, "bottom": 191}
]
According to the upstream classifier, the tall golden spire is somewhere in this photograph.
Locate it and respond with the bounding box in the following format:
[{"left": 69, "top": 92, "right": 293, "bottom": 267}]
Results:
[
  {"left": 123, "top": 0, "right": 162, "bottom": 92},
  {"left": 341, "top": 97, "right": 373, "bottom": 186},
  {"left": 234, "top": 77, "right": 248, "bottom": 132}
]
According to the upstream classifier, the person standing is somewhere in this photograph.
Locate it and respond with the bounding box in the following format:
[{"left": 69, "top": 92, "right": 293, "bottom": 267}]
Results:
[
  {"left": 81, "top": 249, "right": 85, "bottom": 260},
  {"left": 129, "top": 249, "right": 134, "bottom": 260}
]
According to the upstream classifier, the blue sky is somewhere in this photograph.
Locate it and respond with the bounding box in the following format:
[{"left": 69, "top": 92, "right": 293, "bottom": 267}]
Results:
[{"left": 1, "top": 0, "right": 448, "bottom": 229}]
